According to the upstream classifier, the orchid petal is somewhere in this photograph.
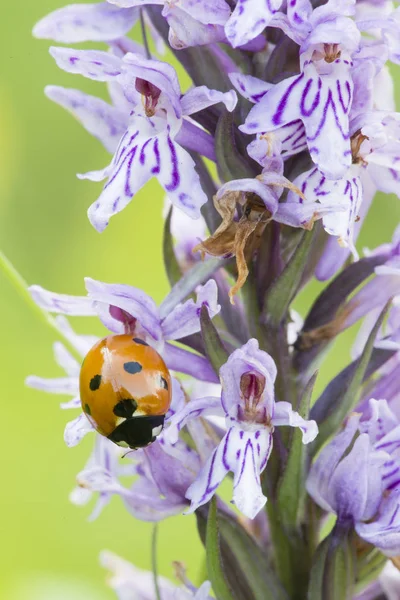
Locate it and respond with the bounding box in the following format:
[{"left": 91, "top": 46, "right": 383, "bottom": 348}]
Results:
[
  {"left": 26, "top": 375, "right": 79, "bottom": 395},
  {"left": 64, "top": 414, "right": 95, "bottom": 447},
  {"left": 84, "top": 277, "right": 162, "bottom": 341},
  {"left": 161, "top": 280, "right": 220, "bottom": 340},
  {"left": 229, "top": 72, "right": 272, "bottom": 104},
  {"left": 307, "top": 414, "right": 361, "bottom": 513},
  {"left": 163, "top": 344, "right": 219, "bottom": 382},
  {"left": 180, "top": 87, "right": 237, "bottom": 116},
  {"left": 164, "top": 396, "right": 223, "bottom": 445},
  {"left": 33, "top": 3, "right": 138, "bottom": 43},
  {"left": 49, "top": 47, "right": 122, "bottom": 81},
  {"left": 356, "top": 492, "right": 400, "bottom": 556},
  {"left": 45, "top": 86, "right": 128, "bottom": 153},
  {"left": 225, "top": 0, "right": 283, "bottom": 48},
  {"left": 272, "top": 401, "right": 318, "bottom": 443},
  {"left": 29, "top": 285, "right": 95, "bottom": 315},
  {"left": 163, "top": 5, "right": 226, "bottom": 49}
]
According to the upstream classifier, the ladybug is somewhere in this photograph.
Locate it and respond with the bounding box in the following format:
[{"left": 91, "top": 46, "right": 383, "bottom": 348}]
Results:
[{"left": 80, "top": 334, "right": 172, "bottom": 449}]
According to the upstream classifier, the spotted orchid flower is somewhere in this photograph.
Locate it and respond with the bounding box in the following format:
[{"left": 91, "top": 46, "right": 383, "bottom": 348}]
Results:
[
  {"left": 101, "top": 550, "right": 213, "bottom": 600},
  {"left": 46, "top": 47, "right": 237, "bottom": 231},
  {"left": 72, "top": 435, "right": 201, "bottom": 521},
  {"left": 165, "top": 339, "right": 318, "bottom": 519},
  {"left": 240, "top": 0, "right": 360, "bottom": 180},
  {"left": 308, "top": 399, "right": 400, "bottom": 557},
  {"left": 29, "top": 277, "right": 220, "bottom": 384}
]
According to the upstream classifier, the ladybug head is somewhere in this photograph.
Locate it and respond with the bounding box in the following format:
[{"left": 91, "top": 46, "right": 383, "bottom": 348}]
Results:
[{"left": 108, "top": 414, "right": 165, "bottom": 449}]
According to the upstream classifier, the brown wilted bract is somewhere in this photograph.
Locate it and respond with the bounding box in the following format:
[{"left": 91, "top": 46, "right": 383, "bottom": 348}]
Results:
[{"left": 193, "top": 192, "right": 272, "bottom": 303}]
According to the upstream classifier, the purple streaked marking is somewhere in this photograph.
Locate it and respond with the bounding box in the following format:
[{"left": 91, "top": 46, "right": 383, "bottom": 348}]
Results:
[
  {"left": 164, "top": 136, "right": 180, "bottom": 192},
  {"left": 300, "top": 77, "right": 322, "bottom": 118},
  {"left": 272, "top": 73, "right": 305, "bottom": 126},
  {"left": 222, "top": 429, "right": 232, "bottom": 470},
  {"left": 388, "top": 503, "right": 400, "bottom": 526},
  {"left": 69, "top": 56, "right": 79, "bottom": 64},
  {"left": 151, "top": 138, "right": 160, "bottom": 174},
  {"left": 139, "top": 138, "right": 151, "bottom": 165}
]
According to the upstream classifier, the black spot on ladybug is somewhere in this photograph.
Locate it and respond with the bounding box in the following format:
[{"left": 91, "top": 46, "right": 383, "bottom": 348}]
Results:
[
  {"left": 133, "top": 337, "right": 148, "bottom": 346},
  {"left": 84, "top": 403, "right": 91, "bottom": 415},
  {"left": 89, "top": 374, "right": 102, "bottom": 391},
  {"left": 113, "top": 398, "right": 138, "bottom": 418},
  {"left": 160, "top": 376, "right": 169, "bottom": 390},
  {"left": 123, "top": 361, "right": 142, "bottom": 374}
]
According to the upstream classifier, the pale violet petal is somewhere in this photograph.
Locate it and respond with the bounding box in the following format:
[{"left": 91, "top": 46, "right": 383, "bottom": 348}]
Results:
[
  {"left": 162, "top": 343, "right": 219, "bottom": 383},
  {"left": 160, "top": 280, "right": 220, "bottom": 340},
  {"left": 225, "top": 0, "right": 283, "bottom": 48},
  {"left": 45, "top": 86, "right": 128, "bottom": 153},
  {"left": 60, "top": 396, "right": 82, "bottom": 410},
  {"left": 53, "top": 341, "right": 81, "bottom": 376},
  {"left": 49, "top": 47, "right": 122, "bottom": 81},
  {"left": 229, "top": 72, "right": 272, "bottom": 103},
  {"left": 157, "top": 134, "right": 208, "bottom": 219},
  {"left": 231, "top": 427, "right": 272, "bottom": 518},
  {"left": 306, "top": 415, "right": 361, "bottom": 513},
  {"left": 272, "top": 401, "right": 318, "bottom": 443},
  {"left": 164, "top": 397, "right": 223, "bottom": 445},
  {"left": 356, "top": 492, "right": 400, "bottom": 556},
  {"left": 26, "top": 375, "right": 78, "bottom": 395},
  {"left": 84, "top": 277, "right": 162, "bottom": 341},
  {"left": 180, "top": 87, "right": 237, "bottom": 116},
  {"left": 164, "top": 6, "right": 226, "bottom": 49},
  {"left": 29, "top": 285, "right": 95, "bottom": 315},
  {"left": 64, "top": 414, "right": 95, "bottom": 447},
  {"left": 33, "top": 3, "right": 138, "bottom": 43}
]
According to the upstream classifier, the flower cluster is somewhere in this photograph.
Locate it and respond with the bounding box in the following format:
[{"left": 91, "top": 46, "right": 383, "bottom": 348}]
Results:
[{"left": 27, "top": 0, "right": 400, "bottom": 597}]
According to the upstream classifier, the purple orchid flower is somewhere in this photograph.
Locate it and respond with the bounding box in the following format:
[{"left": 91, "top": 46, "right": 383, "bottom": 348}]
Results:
[
  {"left": 240, "top": 0, "right": 360, "bottom": 180},
  {"left": 29, "top": 277, "right": 220, "bottom": 384},
  {"left": 46, "top": 47, "right": 237, "bottom": 231},
  {"left": 101, "top": 550, "right": 213, "bottom": 599},
  {"left": 165, "top": 339, "right": 318, "bottom": 519},
  {"left": 307, "top": 399, "right": 400, "bottom": 556},
  {"left": 224, "top": 0, "right": 283, "bottom": 48},
  {"left": 73, "top": 434, "right": 200, "bottom": 521}
]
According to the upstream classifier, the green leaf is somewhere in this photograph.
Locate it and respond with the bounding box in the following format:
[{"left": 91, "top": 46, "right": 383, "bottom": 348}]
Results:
[
  {"left": 308, "top": 525, "right": 355, "bottom": 600},
  {"left": 215, "top": 109, "right": 257, "bottom": 182},
  {"left": 277, "top": 372, "right": 318, "bottom": 528},
  {"left": 163, "top": 206, "right": 183, "bottom": 287},
  {"left": 312, "top": 301, "right": 392, "bottom": 454},
  {"left": 263, "top": 230, "right": 315, "bottom": 326},
  {"left": 159, "top": 257, "right": 227, "bottom": 319},
  {"left": 217, "top": 512, "right": 288, "bottom": 600},
  {"left": 307, "top": 535, "right": 330, "bottom": 600},
  {"left": 200, "top": 304, "right": 229, "bottom": 375},
  {"left": 206, "top": 498, "right": 234, "bottom": 600}
]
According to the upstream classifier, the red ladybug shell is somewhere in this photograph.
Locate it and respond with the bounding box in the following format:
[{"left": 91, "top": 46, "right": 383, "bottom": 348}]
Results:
[{"left": 80, "top": 334, "right": 172, "bottom": 447}]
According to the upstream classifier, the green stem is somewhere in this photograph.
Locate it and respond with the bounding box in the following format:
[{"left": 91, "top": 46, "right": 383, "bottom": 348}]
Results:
[
  {"left": 0, "top": 250, "right": 82, "bottom": 361},
  {"left": 152, "top": 524, "right": 162, "bottom": 600}
]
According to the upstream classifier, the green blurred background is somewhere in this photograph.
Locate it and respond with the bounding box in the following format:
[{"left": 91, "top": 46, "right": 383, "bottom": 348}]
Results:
[{"left": 1, "top": 2, "right": 400, "bottom": 598}]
